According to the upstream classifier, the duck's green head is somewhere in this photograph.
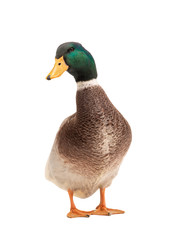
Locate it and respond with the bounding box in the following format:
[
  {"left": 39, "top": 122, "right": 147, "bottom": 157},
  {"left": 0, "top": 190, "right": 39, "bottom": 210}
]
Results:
[{"left": 46, "top": 42, "right": 97, "bottom": 82}]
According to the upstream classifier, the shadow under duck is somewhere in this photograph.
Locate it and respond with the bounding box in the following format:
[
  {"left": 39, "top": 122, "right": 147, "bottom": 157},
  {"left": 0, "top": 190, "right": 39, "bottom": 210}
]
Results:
[{"left": 45, "top": 42, "right": 132, "bottom": 218}]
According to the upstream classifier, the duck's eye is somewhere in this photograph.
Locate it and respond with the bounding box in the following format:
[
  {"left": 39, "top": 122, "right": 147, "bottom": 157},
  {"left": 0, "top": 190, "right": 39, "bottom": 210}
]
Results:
[
  {"left": 67, "top": 47, "right": 74, "bottom": 53},
  {"left": 58, "top": 63, "right": 61, "bottom": 65}
]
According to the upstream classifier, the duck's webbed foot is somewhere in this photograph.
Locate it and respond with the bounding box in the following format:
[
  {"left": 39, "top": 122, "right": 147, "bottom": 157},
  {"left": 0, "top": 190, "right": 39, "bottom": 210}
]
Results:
[
  {"left": 67, "top": 208, "right": 91, "bottom": 218},
  {"left": 91, "top": 204, "right": 124, "bottom": 216},
  {"left": 91, "top": 188, "right": 125, "bottom": 216}
]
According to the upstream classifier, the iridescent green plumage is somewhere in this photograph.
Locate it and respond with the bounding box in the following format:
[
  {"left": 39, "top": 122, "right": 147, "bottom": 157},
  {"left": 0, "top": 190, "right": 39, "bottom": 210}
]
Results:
[{"left": 56, "top": 42, "right": 97, "bottom": 82}]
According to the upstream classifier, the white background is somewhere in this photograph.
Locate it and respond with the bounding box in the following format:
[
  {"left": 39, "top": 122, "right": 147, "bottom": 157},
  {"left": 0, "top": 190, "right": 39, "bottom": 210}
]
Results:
[{"left": 0, "top": 0, "right": 181, "bottom": 239}]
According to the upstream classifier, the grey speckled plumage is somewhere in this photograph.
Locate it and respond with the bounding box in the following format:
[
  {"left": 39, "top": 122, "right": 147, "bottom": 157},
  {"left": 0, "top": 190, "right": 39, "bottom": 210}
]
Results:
[{"left": 45, "top": 83, "right": 132, "bottom": 198}]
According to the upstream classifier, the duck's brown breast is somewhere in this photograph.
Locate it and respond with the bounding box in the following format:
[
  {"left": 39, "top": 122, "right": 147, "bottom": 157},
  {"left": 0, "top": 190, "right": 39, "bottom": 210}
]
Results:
[{"left": 56, "top": 86, "right": 132, "bottom": 177}]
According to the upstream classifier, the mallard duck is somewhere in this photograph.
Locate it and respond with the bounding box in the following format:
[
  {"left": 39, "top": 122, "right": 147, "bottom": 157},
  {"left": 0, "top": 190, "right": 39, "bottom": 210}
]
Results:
[{"left": 45, "top": 42, "right": 132, "bottom": 218}]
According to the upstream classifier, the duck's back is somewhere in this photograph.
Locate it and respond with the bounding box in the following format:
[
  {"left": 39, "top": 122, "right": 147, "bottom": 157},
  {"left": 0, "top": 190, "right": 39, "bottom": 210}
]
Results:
[{"left": 56, "top": 85, "right": 132, "bottom": 177}]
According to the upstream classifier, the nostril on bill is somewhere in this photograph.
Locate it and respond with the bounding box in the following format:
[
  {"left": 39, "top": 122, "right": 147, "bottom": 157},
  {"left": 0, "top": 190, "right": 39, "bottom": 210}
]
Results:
[{"left": 47, "top": 75, "right": 51, "bottom": 80}]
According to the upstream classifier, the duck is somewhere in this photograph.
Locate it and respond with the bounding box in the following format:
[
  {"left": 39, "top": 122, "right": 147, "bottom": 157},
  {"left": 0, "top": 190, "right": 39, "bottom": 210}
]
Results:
[{"left": 45, "top": 42, "right": 132, "bottom": 218}]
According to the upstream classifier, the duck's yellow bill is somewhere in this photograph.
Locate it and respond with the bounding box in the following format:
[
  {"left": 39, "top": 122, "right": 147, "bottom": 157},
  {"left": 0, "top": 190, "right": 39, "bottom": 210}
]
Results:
[{"left": 46, "top": 56, "right": 69, "bottom": 80}]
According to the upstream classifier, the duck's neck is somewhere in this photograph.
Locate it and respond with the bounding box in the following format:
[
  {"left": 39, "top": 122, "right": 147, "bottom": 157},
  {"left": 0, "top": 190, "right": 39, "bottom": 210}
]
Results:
[{"left": 77, "top": 79, "right": 99, "bottom": 91}]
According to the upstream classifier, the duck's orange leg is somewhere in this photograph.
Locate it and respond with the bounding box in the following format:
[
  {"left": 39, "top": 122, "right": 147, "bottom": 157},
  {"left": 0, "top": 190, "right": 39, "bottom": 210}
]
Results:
[
  {"left": 67, "top": 189, "right": 92, "bottom": 218},
  {"left": 91, "top": 188, "right": 125, "bottom": 216}
]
